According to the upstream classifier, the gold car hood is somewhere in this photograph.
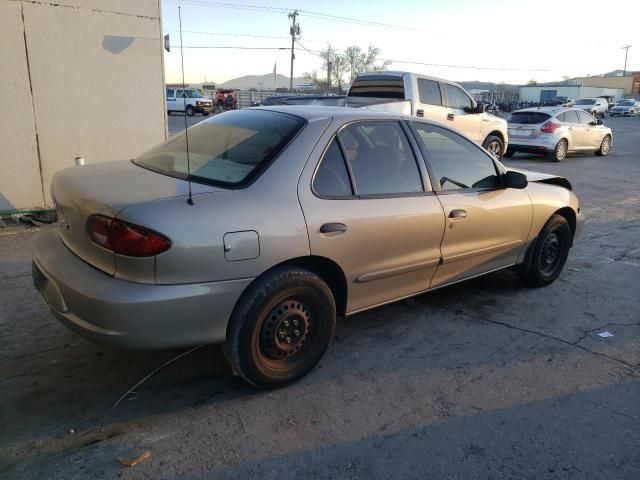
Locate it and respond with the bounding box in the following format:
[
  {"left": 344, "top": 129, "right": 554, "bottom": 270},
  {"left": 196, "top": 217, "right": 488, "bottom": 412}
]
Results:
[{"left": 508, "top": 168, "right": 572, "bottom": 191}]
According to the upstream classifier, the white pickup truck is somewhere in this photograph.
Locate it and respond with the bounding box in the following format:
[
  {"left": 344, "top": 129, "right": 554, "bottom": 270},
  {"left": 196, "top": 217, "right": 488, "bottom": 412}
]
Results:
[{"left": 346, "top": 71, "right": 509, "bottom": 158}]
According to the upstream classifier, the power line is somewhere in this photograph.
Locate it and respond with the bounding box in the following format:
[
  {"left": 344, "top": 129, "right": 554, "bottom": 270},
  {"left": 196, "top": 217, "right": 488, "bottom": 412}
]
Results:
[
  {"left": 180, "top": 45, "right": 289, "bottom": 50},
  {"left": 166, "top": 29, "right": 290, "bottom": 40}
]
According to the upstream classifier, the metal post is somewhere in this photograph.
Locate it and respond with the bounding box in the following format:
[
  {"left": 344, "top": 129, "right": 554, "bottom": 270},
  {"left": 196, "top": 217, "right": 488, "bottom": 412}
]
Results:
[
  {"left": 622, "top": 45, "right": 632, "bottom": 75},
  {"left": 288, "top": 10, "right": 299, "bottom": 93}
]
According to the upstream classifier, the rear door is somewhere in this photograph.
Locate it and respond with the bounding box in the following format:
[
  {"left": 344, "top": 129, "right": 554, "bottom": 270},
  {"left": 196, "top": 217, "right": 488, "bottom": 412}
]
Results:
[
  {"left": 414, "top": 77, "right": 448, "bottom": 124},
  {"left": 443, "top": 83, "right": 482, "bottom": 143},
  {"left": 411, "top": 122, "right": 532, "bottom": 287},
  {"left": 298, "top": 120, "right": 446, "bottom": 313}
]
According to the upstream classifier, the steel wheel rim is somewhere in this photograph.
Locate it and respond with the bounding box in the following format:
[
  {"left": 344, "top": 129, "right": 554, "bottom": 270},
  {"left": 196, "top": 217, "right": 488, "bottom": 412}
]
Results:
[
  {"left": 260, "top": 299, "right": 311, "bottom": 360},
  {"left": 487, "top": 141, "right": 502, "bottom": 158},
  {"left": 540, "top": 232, "right": 561, "bottom": 275}
]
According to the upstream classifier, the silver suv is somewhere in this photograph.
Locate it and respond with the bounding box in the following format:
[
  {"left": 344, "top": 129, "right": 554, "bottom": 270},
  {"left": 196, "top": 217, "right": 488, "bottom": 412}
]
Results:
[
  {"left": 574, "top": 97, "right": 609, "bottom": 118},
  {"left": 505, "top": 107, "right": 613, "bottom": 161}
]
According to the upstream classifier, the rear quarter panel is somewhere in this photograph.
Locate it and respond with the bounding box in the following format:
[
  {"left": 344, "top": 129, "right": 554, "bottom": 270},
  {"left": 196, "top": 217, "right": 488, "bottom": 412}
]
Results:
[{"left": 117, "top": 116, "right": 333, "bottom": 284}]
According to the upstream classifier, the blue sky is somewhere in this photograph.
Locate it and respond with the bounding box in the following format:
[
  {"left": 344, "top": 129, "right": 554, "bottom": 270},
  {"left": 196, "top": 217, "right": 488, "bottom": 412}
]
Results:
[{"left": 161, "top": 0, "right": 639, "bottom": 85}]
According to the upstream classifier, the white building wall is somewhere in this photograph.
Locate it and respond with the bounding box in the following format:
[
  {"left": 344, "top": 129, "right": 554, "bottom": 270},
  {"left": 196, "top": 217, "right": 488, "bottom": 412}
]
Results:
[
  {"left": 0, "top": 0, "right": 167, "bottom": 211},
  {"left": 519, "top": 85, "right": 625, "bottom": 103}
]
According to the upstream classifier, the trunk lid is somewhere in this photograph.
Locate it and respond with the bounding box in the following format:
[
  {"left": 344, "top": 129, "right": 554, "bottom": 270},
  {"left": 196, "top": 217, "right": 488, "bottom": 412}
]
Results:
[{"left": 52, "top": 160, "right": 220, "bottom": 275}]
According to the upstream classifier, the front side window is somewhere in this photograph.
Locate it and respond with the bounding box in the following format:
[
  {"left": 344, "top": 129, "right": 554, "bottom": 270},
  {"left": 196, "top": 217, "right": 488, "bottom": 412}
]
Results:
[
  {"left": 135, "top": 110, "right": 305, "bottom": 187},
  {"left": 338, "top": 122, "right": 423, "bottom": 195},
  {"left": 418, "top": 79, "right": 442, "bottom": 106},
  {"left": 577, "top": 110, "right": 595, "bottom": 124},
  {"left": 313, "top": 140, "right": 353, "bottom": 197},
  {"left": 413, "top": 123, "right": 499, "bottom": 191},
  {"left": 444, "top": 84, "right": 473, "bottom": 110}
]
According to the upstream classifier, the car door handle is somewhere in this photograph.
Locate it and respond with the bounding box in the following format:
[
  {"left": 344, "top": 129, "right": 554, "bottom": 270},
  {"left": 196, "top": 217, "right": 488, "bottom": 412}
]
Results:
[
  {"left": 416, "top": 109, "right": 424, "bottom": 117},
  {"left": 447, "top": 113, "right": 455, "bottom": 121},
  {"left": 320, "top": 223, "right": 348, "bottom": 234},
  {"left": 448, "top": 209, "right": 467, "bottom": 219}
]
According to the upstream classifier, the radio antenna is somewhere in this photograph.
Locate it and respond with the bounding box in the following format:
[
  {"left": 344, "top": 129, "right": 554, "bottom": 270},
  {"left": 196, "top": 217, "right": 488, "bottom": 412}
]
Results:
[{"left": 178, "top": 6, "right": 194, "bottom": 205}]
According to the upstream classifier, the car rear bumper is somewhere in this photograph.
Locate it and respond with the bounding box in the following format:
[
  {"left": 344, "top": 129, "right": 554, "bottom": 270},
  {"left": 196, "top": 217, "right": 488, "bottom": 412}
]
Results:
[
  {"left": 32, "top": 228, "right": 252, "bottom": 349},
  {"left": 508, "top": 135, "right": 558, "bottom": 154}
]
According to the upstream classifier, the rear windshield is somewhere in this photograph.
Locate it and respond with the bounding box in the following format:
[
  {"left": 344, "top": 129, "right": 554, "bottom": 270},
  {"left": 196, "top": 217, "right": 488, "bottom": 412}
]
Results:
[
  {"left": 134, "top": 110, "right": 305, "bottom": 187},
  {"left": 507, "top": 112, "right": 551, "bottom": 124},
  {"left": 576, "top": 99, "right": 595, "bottom": 105},
  {"left": 348, "top": 75, "right": 405, "bottom": 99}
]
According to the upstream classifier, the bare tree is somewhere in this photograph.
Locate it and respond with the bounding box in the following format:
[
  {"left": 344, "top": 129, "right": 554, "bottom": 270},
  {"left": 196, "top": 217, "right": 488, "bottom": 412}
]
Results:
[{"left": 322, "top": 43, "right": 382, "bottom": 93}]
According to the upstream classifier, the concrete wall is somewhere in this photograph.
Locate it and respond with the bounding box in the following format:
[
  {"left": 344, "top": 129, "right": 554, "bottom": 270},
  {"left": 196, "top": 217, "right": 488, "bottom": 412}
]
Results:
[
  {"left": 518, "top": 86, "right": 625, "bottom": 103},
  {"left": 0, "top": 0, "right": 167, "bottom": 211}
]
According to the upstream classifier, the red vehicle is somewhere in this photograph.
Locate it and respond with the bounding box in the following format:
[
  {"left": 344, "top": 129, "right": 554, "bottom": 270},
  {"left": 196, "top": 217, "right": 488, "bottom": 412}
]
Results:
[{"left": 216, "top": 89, "right": 237, "bottom": 111}]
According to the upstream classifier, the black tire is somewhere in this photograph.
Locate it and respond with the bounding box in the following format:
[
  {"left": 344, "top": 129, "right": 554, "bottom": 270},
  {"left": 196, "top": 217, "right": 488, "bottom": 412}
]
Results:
[
  {"left": 503, "top": 147, "right": 515, "bottom": 158},
  {"left": 549, "top": 138, "right": 568, "bottom": 162},
  {"left": 167, "top": 110, "right": 171, "bottom": 116},
  {"left": 482, "top": 135, "right": 504, "bottom": 159},
  {"left": 202, "top": 111, "right": 210, "bottom": 116},
  {"left": 521, "top": 214, "right": 571, "bottom": 287},
  {"left": 185, "top": 105, "right": 195, "bottom": 116},
  {"left": 595, "top": 135, "right": 612, "bottom": 156},
  {"left": 224, "top": 266, "right": 336, "bottom": 389}
]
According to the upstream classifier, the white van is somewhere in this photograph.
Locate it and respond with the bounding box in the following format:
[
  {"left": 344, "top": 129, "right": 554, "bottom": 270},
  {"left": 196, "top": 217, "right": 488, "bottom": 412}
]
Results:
[
  {"left": 347, "top": 72, "right": 509, "bottom": 158},
  {"left": 166, "top": 87, "right": 213, "bottom": 116}
]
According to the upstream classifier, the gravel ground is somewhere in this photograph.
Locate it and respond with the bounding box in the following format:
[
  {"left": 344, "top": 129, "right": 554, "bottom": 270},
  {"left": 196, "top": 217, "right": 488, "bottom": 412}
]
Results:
[{"left": 1, "top": 115, "right": 639, "bottom": 480}]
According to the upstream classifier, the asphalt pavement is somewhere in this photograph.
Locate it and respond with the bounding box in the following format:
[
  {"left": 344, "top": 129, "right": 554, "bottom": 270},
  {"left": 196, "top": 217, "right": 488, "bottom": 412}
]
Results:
[{"left": 1, "top": 115, "right": 639, "bottom": 480}]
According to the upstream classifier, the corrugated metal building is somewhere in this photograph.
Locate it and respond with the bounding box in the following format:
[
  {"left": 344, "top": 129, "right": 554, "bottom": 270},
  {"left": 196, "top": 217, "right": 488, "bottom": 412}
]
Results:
[{"left": 519, "top": 84, "right": 625, "bottom": 103}]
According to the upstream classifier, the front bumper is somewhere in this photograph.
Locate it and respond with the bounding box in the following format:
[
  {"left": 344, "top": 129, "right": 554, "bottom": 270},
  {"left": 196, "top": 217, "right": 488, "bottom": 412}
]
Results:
[
  {"left": 32, "top": 228, "right": 252, "bottom": 349},
  {"left": 195, "top": 104, "right": 213, "bottom": 113},
  {"left": 609, "top": 110, "right": 632, "bottom": 116}
]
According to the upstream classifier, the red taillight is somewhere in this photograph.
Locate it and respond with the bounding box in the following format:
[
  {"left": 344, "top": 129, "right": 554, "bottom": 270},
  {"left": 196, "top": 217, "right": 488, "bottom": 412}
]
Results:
[
  {"left": 540, "top": 121, "right": 561, "bottom": 133},
  {"left": 86, "top": 215, "right": 171, "bottom": 257}
]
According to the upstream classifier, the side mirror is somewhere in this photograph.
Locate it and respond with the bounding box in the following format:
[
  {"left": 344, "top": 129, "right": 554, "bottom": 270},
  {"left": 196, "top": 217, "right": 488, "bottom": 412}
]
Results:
[
  {"left": 504, "top": 170, "right": 528, "bottom": 189},
  {"left": 476, "top": 102, "right": 485, "bottom": 113},
  {"left": 595, "top": 119, "right": 604, "bottom": 125}
]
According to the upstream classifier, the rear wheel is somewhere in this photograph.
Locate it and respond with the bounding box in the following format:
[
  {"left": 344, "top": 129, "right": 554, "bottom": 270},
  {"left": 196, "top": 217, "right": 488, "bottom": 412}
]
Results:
[
  {"left": 595, "top": 135, "right": 612, "bottom": 156},
  {"left": 482, "top": 135, "right": 504, "bottom": 159},
  {"left": 549, "top": 138, "right": 568, "bottom": 162},
  {"left": 521, "top": 214, "right": 571, "bottom": 287},
  {"left": 224, "top": 267, "right": 336, "bottom": 389}
]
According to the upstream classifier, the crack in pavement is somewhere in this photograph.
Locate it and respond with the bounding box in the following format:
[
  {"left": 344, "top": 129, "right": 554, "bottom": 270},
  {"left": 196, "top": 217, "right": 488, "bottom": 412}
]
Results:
[
  {"left": 574, "top": 322, "right": 640, "bottom": 345},
  {"left": 457, "top": 310, "right": 640, "bottom": 373}
]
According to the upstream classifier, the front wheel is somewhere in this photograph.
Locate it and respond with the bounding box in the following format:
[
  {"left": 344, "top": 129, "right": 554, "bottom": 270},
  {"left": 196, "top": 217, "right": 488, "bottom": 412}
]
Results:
[
  {"left": 595, "top": 135, "right": 612, "bottom": 156},
  {"left": 482, "top": 135, "right": 504, "bottom": 159},
  {"left": 520, "top": 214, "right": 571, "bottom": 287},
  {"left": 224, "top": 267, "right": 336, "bottom": 389},
  {"left": 185, "top": 105, "right": 195, "bottom": 116}
]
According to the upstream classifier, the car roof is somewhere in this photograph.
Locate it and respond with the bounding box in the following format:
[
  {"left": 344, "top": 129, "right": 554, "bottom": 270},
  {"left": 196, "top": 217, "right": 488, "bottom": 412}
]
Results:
[{"left": 252, "top": 105, "right": 407, "bottom": 121}]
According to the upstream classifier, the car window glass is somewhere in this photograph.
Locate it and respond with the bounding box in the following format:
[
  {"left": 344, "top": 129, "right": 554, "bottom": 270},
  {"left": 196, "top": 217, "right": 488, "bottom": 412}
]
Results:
[
  {"left": 413, "top": 123, "right": 499, "bottom": 191},
  {"left": 313, "top": 139, "right": 353, "bottom": 197},
  {"left": 444, "top": 84, "right": 472, "bottom": 110},
  {"left": 417, "top": 79, "right": 442, "bottom": 106},
  {"left": 339, "top": 122, "right": 423, "bottom": 195},
  {"left": 562, "top": 110, "right": 580, "bottom": 123},
  {"left": 175, "top": 89, "right": 183, "bottom": 98},
  {"left": 166, "top": 89, "right": 175, "bottom": 98},
  {"left": 577, "top": 110, "right": 595, "bottom": 124}
]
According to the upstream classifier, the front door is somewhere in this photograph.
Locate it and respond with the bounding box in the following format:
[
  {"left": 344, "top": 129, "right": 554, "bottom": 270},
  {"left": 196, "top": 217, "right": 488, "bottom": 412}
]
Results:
[
  {"left": 443, "top": 83, "right": 482, "bottom": 144},
  {"left": 412, "top": 123, "right": 532, "bottom": 287},
  {"left": 298, "top": 120, "right": 446, "bottom": 314}
]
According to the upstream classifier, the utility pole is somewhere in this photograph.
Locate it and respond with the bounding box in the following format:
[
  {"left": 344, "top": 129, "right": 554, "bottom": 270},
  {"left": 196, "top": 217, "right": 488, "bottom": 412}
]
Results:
[
  {"left": 288, "top": 10, "right": 300, "bottom": 93},
  {"left": 622, "top": 45, "right": 632, "bottom": 75}
]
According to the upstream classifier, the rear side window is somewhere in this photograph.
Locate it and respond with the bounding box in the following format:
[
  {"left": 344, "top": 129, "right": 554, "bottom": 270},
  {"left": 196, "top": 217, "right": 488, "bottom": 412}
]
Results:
[
  {"left": 414, "top": 123, "right": 499, "bottom": 191},
  {"left": 348, "top": 75, "right": 405, "bottom": 99},
  {"left": 313, "top": 140, "right": 353, "bottom": 197},
  {"left": 166, "top": 89, "right": 175, "bottom": 98},
  {"left": 444, "top": 84, "right": 473, "bottom": 110},
  {"left": 558, "top": 110, "right": 579, "bottom": 123},
  {"left": 338, "top": 122, "right": 423, "bottom": 195},
  {"left": 577, "top": 110, "right": 595, "bottom": 124},
  {"left": 507, "top": 112, "right": 551, "bottom": 124},
  {"left": 418, "top": 79, "right": 442, "bottom": 106},
  {"left": 135, "top": 110, "right": 305, "bottom": 187}
]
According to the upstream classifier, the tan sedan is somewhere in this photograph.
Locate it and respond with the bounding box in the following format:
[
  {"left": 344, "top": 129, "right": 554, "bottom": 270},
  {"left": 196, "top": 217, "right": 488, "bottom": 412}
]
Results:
[{"left": 33, "top": 106, "right": 583, "bottom": 388}]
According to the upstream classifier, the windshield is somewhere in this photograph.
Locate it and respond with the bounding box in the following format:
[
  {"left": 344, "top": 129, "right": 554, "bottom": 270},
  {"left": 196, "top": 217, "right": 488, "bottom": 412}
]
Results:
[
  {"left": 185, "top": 89, "right": 203, "bottom": 98},
  {"left": 507, "top": 112, "right": 551, "bottom": 124},
  {"left": 617, "top": 100, "right": 634, "bottom": 106},
  {"left": 576, "top": 99, "right": 595, "bottom": 105},
  {"left": 135, "top": 110, "right": 305, "bottom": 187},
  {"left": 554, "top": 96, "right": 568, "bottom": 101}
]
